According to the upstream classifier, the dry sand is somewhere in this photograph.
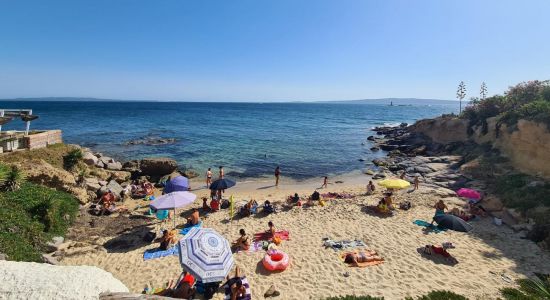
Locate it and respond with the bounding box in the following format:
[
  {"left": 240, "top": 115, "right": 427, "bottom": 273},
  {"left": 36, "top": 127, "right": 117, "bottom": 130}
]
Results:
[{"left": 61, "top": 173, "right": 550, "bottom": 299}]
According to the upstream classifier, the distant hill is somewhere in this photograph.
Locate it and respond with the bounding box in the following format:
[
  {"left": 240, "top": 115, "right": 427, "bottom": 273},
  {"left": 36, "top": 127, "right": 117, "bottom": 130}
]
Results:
[{"left": 320, "top": 98, "right": 461, "bottom": 105}]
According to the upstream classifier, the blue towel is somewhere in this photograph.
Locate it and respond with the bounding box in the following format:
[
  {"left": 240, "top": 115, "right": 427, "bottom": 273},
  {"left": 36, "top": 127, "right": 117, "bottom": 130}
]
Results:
[
  {"left": 413, "top": 220, "right": 447, "bottom": 233},
  {"left": 180, "top": 221, "right": 203, "bottom": 235},
  {"left": 143, "top": 246, "right": 179, "bottom": 260}
]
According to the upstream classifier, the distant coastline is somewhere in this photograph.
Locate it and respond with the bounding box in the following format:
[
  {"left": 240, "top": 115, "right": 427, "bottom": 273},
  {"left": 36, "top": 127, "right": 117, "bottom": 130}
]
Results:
[{"left": 1, "top": 96, "right": 462, "bottom": 106}]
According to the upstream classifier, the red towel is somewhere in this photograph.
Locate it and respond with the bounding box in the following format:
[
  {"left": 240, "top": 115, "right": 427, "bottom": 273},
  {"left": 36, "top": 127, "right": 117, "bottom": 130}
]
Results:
[{"left": 253, "top": 230, "right": 290, "bottom": 242}]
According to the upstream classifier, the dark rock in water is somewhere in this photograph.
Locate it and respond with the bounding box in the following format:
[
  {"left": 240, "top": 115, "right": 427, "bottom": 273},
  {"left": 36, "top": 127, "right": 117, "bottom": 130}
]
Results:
[
  {"left": 399, "top": 122, "right": 408, "bottom": 127},
  {"left": 370, "top": 146, "right": 380, "bottom": 151},
  {"left": 124, "top": 136, "right": 177, "bottom": 146},
  {"left": 122, "top": 160, "right": 140, "bottom": 172},
  {"left": 379, "top": 144, "right": 398, "bottom": 151},
  {"left": 182, "top": 169, "right": 199, "bottom": 179},
  {"left": 367, "top": 136, "right": 375, "bottom": 141},
  {"left": 358, "top": 158, "right": 365, "bottom": 162},
  {"left": 372, "top": 172, "right": 386, "bottom": 179}
]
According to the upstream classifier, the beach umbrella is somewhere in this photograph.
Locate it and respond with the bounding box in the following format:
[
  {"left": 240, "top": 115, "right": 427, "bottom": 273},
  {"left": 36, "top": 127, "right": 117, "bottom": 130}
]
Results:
[
  {"left": 209, "top": 178, "right": 236, "bottom": 190},
  {"left": 164, "top": 175, "right": 190, "bottom": 193},
  {"left": 456, "top": 188, "right": 481, "bottom": 200},
  {"left": 434, "top": 214, "right": 473, "bottom": 232},
  {"left": 150, "top": 191, "right": 197, "bottom": 228},
  {"left": 378, "top": 178, "right": 410, "bottom": 189},
  {"left": 178, "top": 227, "right": 234, "bottom": 283}
]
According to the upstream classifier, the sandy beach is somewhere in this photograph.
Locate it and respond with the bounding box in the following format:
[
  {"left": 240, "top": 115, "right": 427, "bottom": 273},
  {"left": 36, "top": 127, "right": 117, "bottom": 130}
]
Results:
[{"left": 60, "top": 173, "right": 550, "bottom": 300}]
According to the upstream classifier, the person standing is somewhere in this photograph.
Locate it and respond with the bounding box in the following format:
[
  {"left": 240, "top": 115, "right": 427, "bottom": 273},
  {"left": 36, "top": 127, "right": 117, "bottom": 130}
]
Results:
[
  {"left": 219, "top": 166, "right": 224, "bottom": 179},
  {"left": 206, "top": 168, "right": 212, "bottom": 188},
  {"left": 322, "top": 176, "right": 328, "bottom": 188},
  {"left": 414, "top": 176, "right": 420, "bottom": 190},
  {"left": 274, "top": 166, "right": 280, "bottom": 187}
]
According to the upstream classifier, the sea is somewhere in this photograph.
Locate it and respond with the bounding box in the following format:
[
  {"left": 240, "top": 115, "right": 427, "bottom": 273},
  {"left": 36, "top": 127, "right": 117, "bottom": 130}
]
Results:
[{"left": 0, "top": 101, "right": 459, "bottom": 180}]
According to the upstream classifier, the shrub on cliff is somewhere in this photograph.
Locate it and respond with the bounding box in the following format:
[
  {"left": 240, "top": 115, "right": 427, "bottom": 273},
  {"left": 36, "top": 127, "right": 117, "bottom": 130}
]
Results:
[
  {"left": 462, "top": 80, "right": 550, "bottom": 132},
  {"left": 0, "top": 182, "right": 79, "bottom": 261},
  {"left": 63, "top": 148, "right": 83, "bottom": 171}
]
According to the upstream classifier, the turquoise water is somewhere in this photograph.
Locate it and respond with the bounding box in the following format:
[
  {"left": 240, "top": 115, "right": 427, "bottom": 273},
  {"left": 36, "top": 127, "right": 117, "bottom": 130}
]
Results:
[{"left": 0, "top": 101, "right": 458, "bottom": 179}]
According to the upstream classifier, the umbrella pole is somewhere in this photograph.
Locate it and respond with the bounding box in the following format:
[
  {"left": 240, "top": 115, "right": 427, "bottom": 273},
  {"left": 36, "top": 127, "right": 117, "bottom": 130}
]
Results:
[{"left": 174, "top": 207, "right": 177, "bottom": 229}]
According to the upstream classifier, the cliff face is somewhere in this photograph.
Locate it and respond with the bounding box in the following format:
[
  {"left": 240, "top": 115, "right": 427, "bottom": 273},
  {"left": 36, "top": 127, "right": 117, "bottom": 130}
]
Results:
[{"left": 411, "top": 117, "right": 550, "bottom": 179}]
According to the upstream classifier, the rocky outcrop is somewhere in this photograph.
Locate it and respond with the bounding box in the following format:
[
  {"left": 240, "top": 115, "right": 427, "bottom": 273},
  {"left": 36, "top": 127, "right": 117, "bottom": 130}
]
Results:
[
  {"left": 124, "top": 158, "right": 178, "bottom": 177},
  {"left": 0, "top": 261, "right": 128, "bottom": 300},
  {"left": 410, "top": 117, "right": 550, "bottom": 180}
]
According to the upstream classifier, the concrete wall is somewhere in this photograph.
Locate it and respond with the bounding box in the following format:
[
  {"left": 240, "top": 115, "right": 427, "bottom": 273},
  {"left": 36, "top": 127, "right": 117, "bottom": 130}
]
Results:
[{"left": 23, "top": 130, "right": 63, "bottom": 149}]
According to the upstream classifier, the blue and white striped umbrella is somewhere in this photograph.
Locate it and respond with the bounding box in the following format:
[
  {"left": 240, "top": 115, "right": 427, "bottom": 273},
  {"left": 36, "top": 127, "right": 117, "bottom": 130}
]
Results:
[{"left": 178, "top": 227, "right": 234, "bottom": 283}]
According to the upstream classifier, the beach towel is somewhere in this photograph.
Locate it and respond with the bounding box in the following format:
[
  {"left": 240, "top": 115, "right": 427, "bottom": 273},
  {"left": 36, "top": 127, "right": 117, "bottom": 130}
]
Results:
[
  {"left": 253, "top": 230, "right": 290, "bottom": 242},
  {"left": 180, "top": 221, "right": 203, "bottom": 235},
  {"left": 340, "top": 250, "right": 384, "bottom": 268},
  {"left": 223, "top": 277, "right": 252, "bottom": 300},
  {"left": 324, "top": 239, "right": 367, "bottom": 250},
  {"left": 235, "top": 241, "right": 263, "bottom": 254},
  {"left": 413, "top": 220, "right": 447, "bottom": 233},
  {"left": 143, "top": 245, "right": 179, "bottom": 260}
]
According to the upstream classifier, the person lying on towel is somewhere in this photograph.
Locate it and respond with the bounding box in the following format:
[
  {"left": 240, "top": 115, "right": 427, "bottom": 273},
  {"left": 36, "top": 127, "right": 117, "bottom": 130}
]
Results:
[{"left": 344, "top": 250, "right": 383, "bottom": 267}]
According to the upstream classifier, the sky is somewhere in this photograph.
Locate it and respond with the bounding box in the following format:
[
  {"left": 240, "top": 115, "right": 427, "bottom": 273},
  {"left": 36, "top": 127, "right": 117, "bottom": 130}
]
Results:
[{"left": 1, "top": 0, "right": 549, "bottom": 102}]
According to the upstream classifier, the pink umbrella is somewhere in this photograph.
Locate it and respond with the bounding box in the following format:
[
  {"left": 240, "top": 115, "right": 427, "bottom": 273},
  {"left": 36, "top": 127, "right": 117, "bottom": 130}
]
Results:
[
  {"left": 150, "top": 191, "right": 197, "bottom": 228},
  {"left": 456, "top": 188, "right": 481, "bottom": 200}
]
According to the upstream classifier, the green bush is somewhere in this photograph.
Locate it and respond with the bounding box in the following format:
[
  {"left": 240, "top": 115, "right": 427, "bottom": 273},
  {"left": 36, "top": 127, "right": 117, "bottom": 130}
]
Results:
[
  {"left": 501, "top": 274, "right": 550, "bottom": 300},
  {"left": 0, "top": 182, "right": 79, "bottom": 261},
  {"left": 492, "top": 174, "right": 550, "bottom": 212},
  {"left": 405, "top": 290, "right": 468, "bottom": 300},
  {"left": 62, "top": 148, "right": 83, "bottom": 171}
]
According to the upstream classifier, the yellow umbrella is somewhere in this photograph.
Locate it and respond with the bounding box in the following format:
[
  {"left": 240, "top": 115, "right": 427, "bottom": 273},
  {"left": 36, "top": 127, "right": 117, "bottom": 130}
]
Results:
[{"left": 378, "top": 178, "right": 410, "bottom": 189}]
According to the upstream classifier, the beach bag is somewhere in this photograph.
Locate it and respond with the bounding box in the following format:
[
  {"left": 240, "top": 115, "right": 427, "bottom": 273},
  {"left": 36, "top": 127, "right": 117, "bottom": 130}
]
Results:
[{"left": 221, "top": 199, "right": 230, "bottom": 209}]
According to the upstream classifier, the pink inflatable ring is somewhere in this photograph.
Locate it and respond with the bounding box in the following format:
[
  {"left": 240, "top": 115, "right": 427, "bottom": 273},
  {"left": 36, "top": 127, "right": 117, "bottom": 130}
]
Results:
[{"left": 263, "top": 249, "right": 290, "bottom": 271}]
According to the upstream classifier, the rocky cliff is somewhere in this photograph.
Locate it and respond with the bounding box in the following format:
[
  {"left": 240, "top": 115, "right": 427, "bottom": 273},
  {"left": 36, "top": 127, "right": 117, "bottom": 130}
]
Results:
[{"left": 410, "top": 117, "right": 550, "bottom": 179}]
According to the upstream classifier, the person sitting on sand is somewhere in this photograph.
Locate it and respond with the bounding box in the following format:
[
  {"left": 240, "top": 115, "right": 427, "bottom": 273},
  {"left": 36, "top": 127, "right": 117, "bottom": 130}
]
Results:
[
  {"left": 223, "top": 266, "right": 246, "bottom": 300},
  {"left": 383, "top": 192, "right": 394, "bottom": 210},
  {"left": 430, "top": 200, "right": 448, "bottom": 225},
  {"left": 366, "top": 180, "right": 376, "bottom": 195},
  {"left": 311, "top": 190, "right": 320, "bottom": 201},
  {"left": 187, "top": 208, "right": 200, "bottom": 225},
  {"left": 155, "top": 271, "right": 196, "bottom": 299},
  {"left": 159, "top": 229, "right": 178, "bottom": 250},
  {"left": 450, "top": 207, "right": 472, "bottom": 221},
  {"left": 267, "top": 221, "right": 276, "bottom": 237},
  {"left": 263, "top": 200, "right": 274, "bottom": 214},
  {"left": 232, "top": 229, "right": 250, "bottom": 251},
  {"left": 423, "top": 243, "right": 458, "bottom": 264},
  {"left": 377, "top": 198, "right": 389, "bottom": 213},
  {"left": 202, "top": 197, "right": 210, "bottom": 211},
  {"left": 240, "top": 199, "right": 258, "bottom": 216},
  {"left": 99, "top": 190, "right": 115, "bottom": 215},
  {"left": 344, "top": 250, "right": 383, "bottom": 267},
  {"left": 143, "top": 181, "right": 154, "bottom": 196}
]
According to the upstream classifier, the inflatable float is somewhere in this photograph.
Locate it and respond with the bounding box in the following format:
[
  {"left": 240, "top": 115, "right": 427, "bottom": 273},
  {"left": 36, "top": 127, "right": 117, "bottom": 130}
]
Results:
[{"left": 263, "top": 249, "right": 290, "bottom": 271}]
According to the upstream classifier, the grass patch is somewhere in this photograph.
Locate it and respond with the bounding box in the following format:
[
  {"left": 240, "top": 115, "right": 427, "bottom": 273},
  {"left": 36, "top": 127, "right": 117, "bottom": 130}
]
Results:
[
  {"left": 0, "top": 143, "right": 77, "bottom": 169},
  {"left": 492, "top": 173, "right": 550, "bottom": 213},
  {"left": 0, "top": 182, "right": 79, "bottom": 261}
]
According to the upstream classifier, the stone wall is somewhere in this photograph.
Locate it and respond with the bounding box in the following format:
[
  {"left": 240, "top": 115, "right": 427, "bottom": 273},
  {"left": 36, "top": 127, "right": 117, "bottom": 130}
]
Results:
[
  {"left": 23, "top": 130, "right": 63, "bottom": 149},
  {"left": 411, "top": 117, "right": 550, "bottom": 179}
]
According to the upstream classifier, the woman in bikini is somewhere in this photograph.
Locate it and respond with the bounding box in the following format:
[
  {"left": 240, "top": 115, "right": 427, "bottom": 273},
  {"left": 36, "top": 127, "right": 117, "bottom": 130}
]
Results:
[
  {"left": 206, "top": 168, "right": 212, "bottom": 188},
  {"left": 233, "top": 229, "right": 250, "bottom": 251},
  {"left": 344, "top": 250, "right": 382, "bottom": 267},
  {"left": 431, "top": 200, "right": 448, "bottom": 225}
]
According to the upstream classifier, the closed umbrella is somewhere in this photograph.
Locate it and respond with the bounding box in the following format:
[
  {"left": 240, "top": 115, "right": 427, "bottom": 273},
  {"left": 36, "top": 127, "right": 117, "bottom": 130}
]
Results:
[
  {"left": 209, "top": 178, "right": 236, "bottom": 191},
  {"left": 378, "top": 178, "right": 410, "bottom": 189},
  {"left": 150, "top": 191, "right": 196, "bottom": 228},
  {"left": 178, "top": 227, "right": 234, "bottom": 283},
  {"left": 164, "top": 175, "right": 190, "bottom": 193},
  {"left": 434, "top": 214, "right": 473, "bottom": 232},
  {"left": 456, "top": 188, "right": 481, "bottom": 200}
]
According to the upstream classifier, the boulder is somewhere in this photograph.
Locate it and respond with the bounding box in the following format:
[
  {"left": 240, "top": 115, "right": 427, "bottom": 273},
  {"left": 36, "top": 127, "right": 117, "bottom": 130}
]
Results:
[
  {"left": 139, "top": 158, "right": 178, "bottom": 176},
  {"left": 82, "top": 152, "right": 98, "bottom": 166},
  {"left": 372, "top": 158, "right": 388, "bottom": 167},
  {"left": 67, "top": 187, "right": 91, "bottom": 204},
  {"left": 95, "top": 160, "right": 105, "bottom": 168},
  {"left": 370, "top": 146, "right": 380, "bottom": 151},
  {"left": 45, "top": 236, "right": 65, "bottom": 253},
  {"left": 106, "top": 170, "right": 131, "bottom": 183},
  {"left": 379, "top": 144, "right": 398, "bottom": 151},
  {"left": 481, "top": 195, "right": 504, "bottom": 212},
  {"left": 367, "top": 136, "right": 375, "bottom": 141},
  {"left": 99, "top": 156, "right": 113, "bottom": 166},
  {"left": 122, "top": 160, "right": 140, "bottom": 172},
  {"left": 413, "top": 145, "right": 427, "bottom": 155},
  {"left": 372, "top": 172, "right": 386, "bottom": 179},
  {"left": 106, "top": 162, "right": 122, "bottom": 171},
  {"left": 98, "top": 180, "right": 123, "bottom": 199},
  {"left": 41, "top": 253, "right": 59, "bottom": 265},
  {"left": 84, "top": 178, "right": 101, "bottom": 192},
  {"left": 364, "top": 169, "right": 375, "bottom": 175},
  {"left": 98, "top": 180, "right": 108, "bottom": 186}
]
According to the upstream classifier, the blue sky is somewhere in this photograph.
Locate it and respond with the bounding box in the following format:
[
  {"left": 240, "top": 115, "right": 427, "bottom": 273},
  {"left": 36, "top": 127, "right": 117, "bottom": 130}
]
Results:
[{"left": 1, "top": 0, "right": 549, "bottom": 101}]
